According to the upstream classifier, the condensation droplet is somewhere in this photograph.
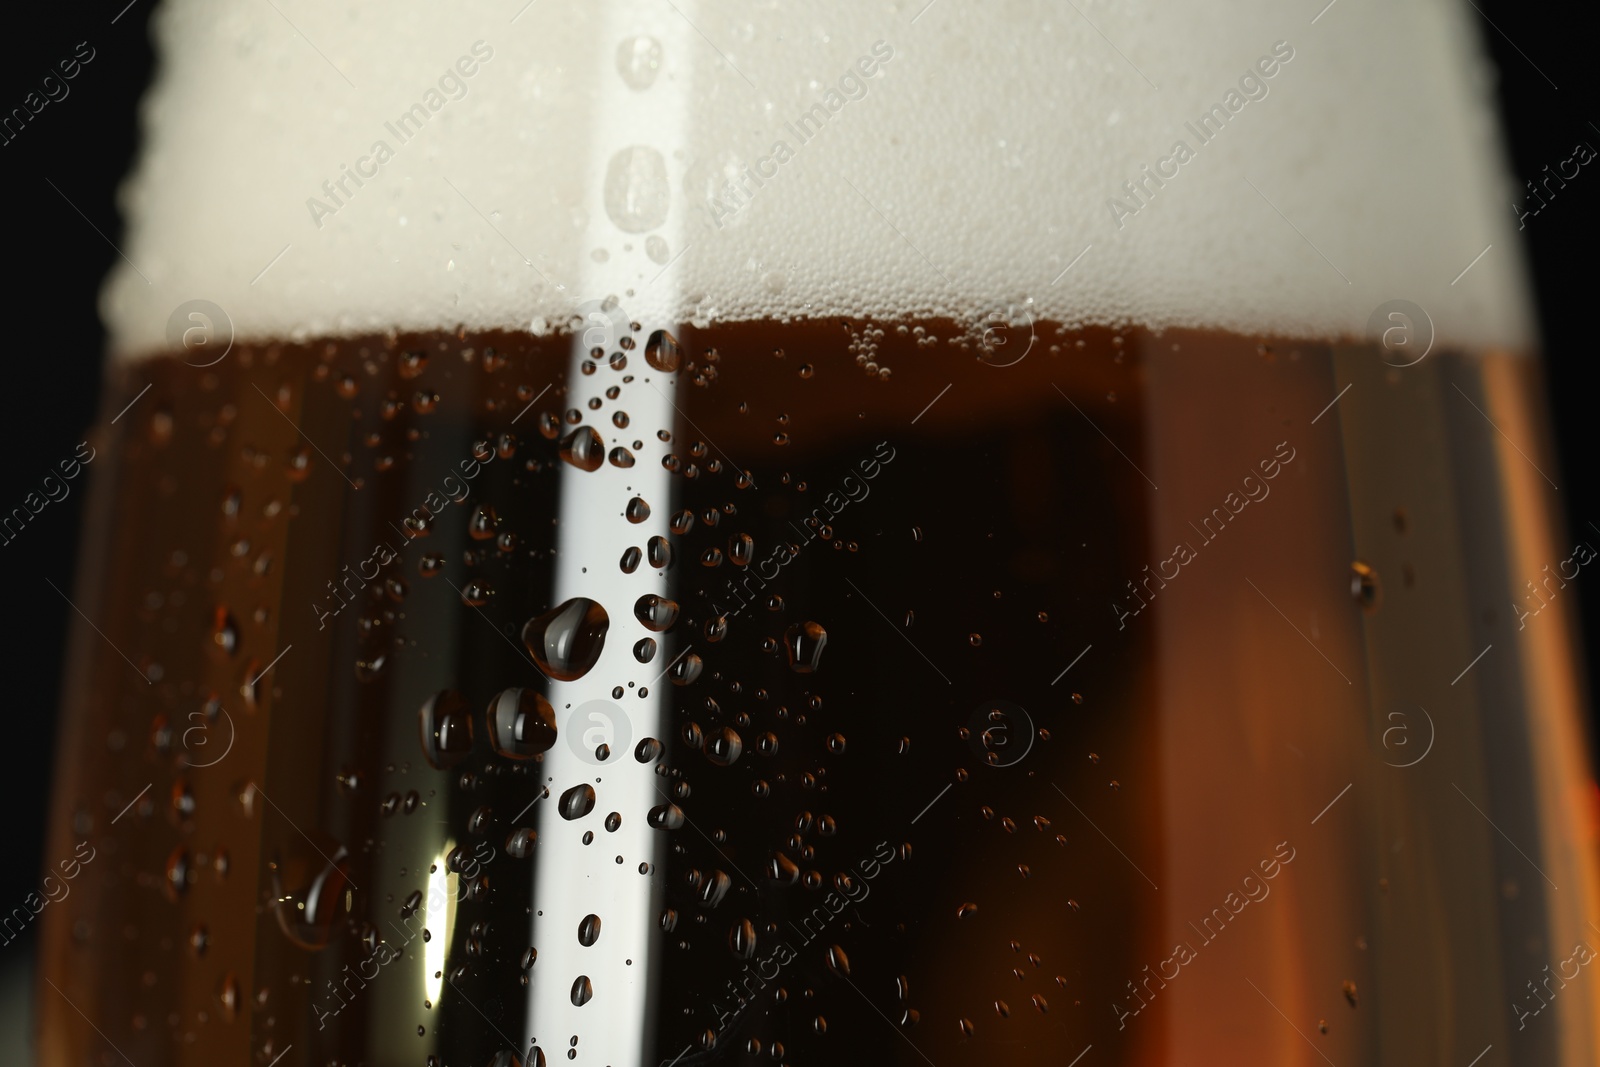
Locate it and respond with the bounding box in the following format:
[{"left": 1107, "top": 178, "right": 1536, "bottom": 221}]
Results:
[
  {"left": 486, "top": 689, "right": 559, "bottom": 758},
  {"left": 603, "top": 146, "right": 670, "bottom": 234},
  {"left": 522, "top": 598, "right": 610, "bottom": 681},
  {"left": 645, "top": 330, "right": 683, "bottom": 373},
  {"left": 784, "top": 622, "right": 827, "bottom": 673},
  {"left": 559, "top": 784, "right": 597, "bottom": 821}
]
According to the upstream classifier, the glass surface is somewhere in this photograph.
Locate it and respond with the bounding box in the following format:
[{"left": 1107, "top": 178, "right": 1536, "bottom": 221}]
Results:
[{"left": 35, "top": 2, "right": 1599, "bottom": 1066}]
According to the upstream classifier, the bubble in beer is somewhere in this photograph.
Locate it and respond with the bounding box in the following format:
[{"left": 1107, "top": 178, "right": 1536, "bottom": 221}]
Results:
[
  {"left": 486, "top": 689, "right": 558, "bottom": 759},
  {"left": 783, "top": 622, "right": 828, "bottom": 673},
  {"left": 645, "top": 330, "right": 683, "bottom": 372},
  {"left": 559, "top": 784, "right": 597, "bottom": 821},
  {"left": 522, "top": 598, "right": 610, "bottom": 681},
  {"left": 418, "top": 691, "right": 474, "bottom": 769},
  {"left": 559, "top": 427, "right": 606, "bottom": 472}
]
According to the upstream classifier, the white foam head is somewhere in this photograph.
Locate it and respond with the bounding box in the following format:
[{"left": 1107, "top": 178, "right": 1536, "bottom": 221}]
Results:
[{"left": 104, "top": 0, "right": 1533, "bottom": 356}]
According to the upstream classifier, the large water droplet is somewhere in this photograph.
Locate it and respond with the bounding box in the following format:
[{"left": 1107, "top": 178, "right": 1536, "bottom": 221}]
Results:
[
  {"left": 670, "top": 651, "right": 703, "bottom": 686},
  {"left": 698, "top": 869, "right": 732, "bottom": 907},
  {"left": 560, "top": 784, "right": 597, "bottom": 821},
  {"left": 767, "top": 852, "right": 799, "bottom": 884},
  {"left": 647, "top": 803, "right": 684, "bottom": 829},
  {"left": 784, "top": 622, "right": 828, "bottom": 673},
  {"left": 603, "top": 146, "right": 670, "bottom": 233},
  {"left": 571, "top": 974, "right": 595, "bottom": 1007},
  {"left": 704, "top": 726, "right": 743, "bottom": 767},
  {"left": 271, "top": 847, "right": 355, "bottom": 950},
  {"left": 418, "top": 691, "right": 475, "bottom": 769},
  {"left": 487, "top": 689, "right": 558, "bottom": 758},
  {"left": 559, "top": 427, "right": 606, "bottom": 472},
  {"left": 626, "top": 497, "right": 651, "bottom": 523},
  {"left": 645, "top": 330, "right": 683, "bottom": 372},
  {"left": 578, "top": 913, "right": 602, "bottom": 947},
  {"left": 634, "top": 594, "right": 679, "bottom": 632},
  {"left": 522, "top": 598, "right": 610, "bottom": 681},
  {"left": 647, "top": 535, "right": 673, "bottom": 569},
  {"left": 825, "top": 944, "right": 851, "bottom": 977}
]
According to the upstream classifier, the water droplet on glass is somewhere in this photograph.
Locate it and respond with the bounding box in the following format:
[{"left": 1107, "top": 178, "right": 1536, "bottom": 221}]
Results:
[
  {"left": 645, "top": 330, "right": 683, "bottom": 372},
  {"left": 784, "top": 622, "right": 827, "bottom": 673},
  {"left": 825, "top": 944, "right": 851, "bottom": 977},
  {"left": 647, "top": 535, "right": 673, "bottom": 569},
  {"left": 486, "top": 689, "right": 558, "bottom": 759},
  {"left": 506, "top": 827, "right": 537, "bottom": 858},
  {"left": 634, "top": 594, "right": 679, "bottom": 632},
  {"left": 603, "top": 146, "right": 670, "bottom": 233},
  {"left": 671, "top": 651, "right": 704, "bottom": 686},
  {"left": 522, "top": 598, "right": 610, "bottom": 681},
  {"left": 469, "top": 504, "right": 499, "bottom": 541},
  {"left": 570, "top": 974, "right": 594, "bottom": 1007},
  {"left": 626, "top": 497, "right": 651, "bottom": 523},
  {"left": 578, "top": 914, "right": 602, "bottom": 947},
  {"left": 271, "top": 847, "right": 354, "bottom": 949},
  {"left": 615, "top": 35, "right": 663, "bottom": 90},
  {"left": 704, "top": 726, "right": 743, "bottom": 767},
  {"left": 559, "top": 784, "right": 597, "bottom": 821},
  {"left": 647, "top": 803, "right": 684, "bottom": 830},
  {"left": 418, "top": 691, "right": 475, "bottom": 769},
  {"left": 1350, "top": 561, "right": 1381, "bottom": 612},
  {"left": 559, "top": 427, "right": 606, "bottom": 472},
  {"left": 210, "top": 609, "right": 240, "bottom": 656},
  {"left": 620, "top": 546, "right": 642, "bottom": 574},
  {"left": 634, "top": 637, "right": 657, "bottom": 663},
  {"left": 729, "top": 918, "right": 757, "bottom": 959}
]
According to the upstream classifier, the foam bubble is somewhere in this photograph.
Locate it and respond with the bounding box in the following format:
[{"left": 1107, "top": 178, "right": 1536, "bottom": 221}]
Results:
[{"left": 103, "top": 0, "right": 1533, "bottom": 356}]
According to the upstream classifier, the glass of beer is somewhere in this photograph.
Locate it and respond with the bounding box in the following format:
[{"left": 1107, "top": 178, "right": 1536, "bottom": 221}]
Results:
[{"left": 37, "top": 0, "right": 1596, "bottom": 1064}]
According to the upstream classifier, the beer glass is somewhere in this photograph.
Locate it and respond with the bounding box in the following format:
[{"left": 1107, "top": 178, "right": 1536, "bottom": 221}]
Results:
[{"left": 37, "top": 0, "right": 1597, "bottom": 1064}]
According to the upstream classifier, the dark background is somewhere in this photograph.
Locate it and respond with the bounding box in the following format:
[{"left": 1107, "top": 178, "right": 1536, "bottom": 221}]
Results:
[{"left": 0, "top": 0, "right": 1593, "bottom": 1041}]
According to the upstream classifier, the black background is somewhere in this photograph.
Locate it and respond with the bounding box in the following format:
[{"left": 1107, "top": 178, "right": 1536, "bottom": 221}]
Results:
[{"left": 1, "top": 0, "right": 1593, "bottom": 1000}]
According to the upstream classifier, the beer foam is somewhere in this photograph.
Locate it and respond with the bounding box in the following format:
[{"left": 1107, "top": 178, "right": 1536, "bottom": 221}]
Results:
[{"left": 104, "top": 0, "right": 1533, "bottom": 356}]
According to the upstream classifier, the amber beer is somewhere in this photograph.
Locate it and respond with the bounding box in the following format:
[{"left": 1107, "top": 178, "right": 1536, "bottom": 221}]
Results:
[{"left": 37, "top": 0, "right": 1600, "bottom": 1065}]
